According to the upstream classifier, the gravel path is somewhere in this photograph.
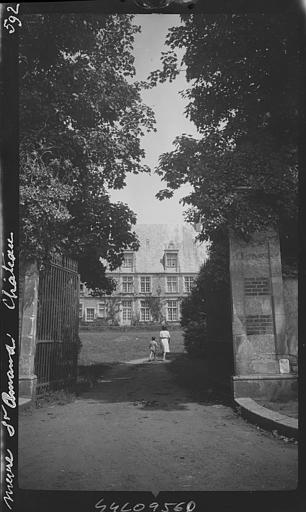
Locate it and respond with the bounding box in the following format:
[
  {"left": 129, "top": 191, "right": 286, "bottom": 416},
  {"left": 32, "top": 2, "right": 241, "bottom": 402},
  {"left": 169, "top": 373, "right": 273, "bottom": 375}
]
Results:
[{"left": 19, "top": 358, "right": 298, "bottom": 492}]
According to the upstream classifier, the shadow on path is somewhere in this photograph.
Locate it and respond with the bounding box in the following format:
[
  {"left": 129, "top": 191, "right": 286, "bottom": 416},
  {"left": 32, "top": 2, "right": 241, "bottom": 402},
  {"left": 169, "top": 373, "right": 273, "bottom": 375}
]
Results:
[
  {"left": 19, "top": 352, "right": 298, "bottom": 492},
  {"left": 76, "top": 352, "right": 233, "bottom": 411}
]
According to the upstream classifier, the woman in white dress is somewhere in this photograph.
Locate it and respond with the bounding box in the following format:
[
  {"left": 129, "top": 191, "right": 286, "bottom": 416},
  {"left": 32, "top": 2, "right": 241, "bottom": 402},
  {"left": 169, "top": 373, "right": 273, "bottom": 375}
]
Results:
[{"left": 159, "top": 325, "right": 170, "bottom": 361}]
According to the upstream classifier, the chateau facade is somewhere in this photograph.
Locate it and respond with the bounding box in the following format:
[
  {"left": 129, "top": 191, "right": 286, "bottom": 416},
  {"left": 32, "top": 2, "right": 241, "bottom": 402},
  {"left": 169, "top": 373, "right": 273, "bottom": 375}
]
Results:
[{"left": 79, "top": 224, "right": 207, "bottom": 326}]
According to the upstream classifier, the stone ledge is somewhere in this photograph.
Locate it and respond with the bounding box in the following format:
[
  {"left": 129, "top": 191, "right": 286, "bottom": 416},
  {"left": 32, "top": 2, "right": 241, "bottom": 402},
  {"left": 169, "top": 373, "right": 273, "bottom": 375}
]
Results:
[
  {"left": 235, "top": 397, "right": 298, "bottom": 440},
  {"left": 19, "top": 374, "right": 37, "bottom": 399},
  {"left": 233, "top": 373, "right": 297, "bottom": 381},
  {"left": 232, "top": 374, "right": 298, "bottom": 401},
  {"left": 19, "top": 397, "right": 33, "bottom": 411}
]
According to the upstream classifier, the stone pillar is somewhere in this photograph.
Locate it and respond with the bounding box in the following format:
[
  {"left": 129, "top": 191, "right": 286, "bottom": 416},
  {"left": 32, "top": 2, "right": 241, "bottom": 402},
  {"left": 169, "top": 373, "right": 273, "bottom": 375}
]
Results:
[
  {"left": 267, "top": 239, "right": 288, "bottom": 358},
  {"left": 283, "top": 277, "right": 298, "bottom": 373},
  {"left": 19, "top": 261, "right": 39, "bottom": 398},
  {"left": 230, "top": 230, "right": 297, "bottom": 400}
]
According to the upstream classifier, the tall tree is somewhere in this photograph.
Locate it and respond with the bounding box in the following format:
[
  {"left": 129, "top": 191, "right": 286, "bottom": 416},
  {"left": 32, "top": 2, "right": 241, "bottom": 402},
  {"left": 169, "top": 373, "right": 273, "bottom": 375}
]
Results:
[
  {"left": 20, "top": 14, "right": 156, "bottom": 292},
  {"left": 150, "top": 13, "right": 299, "bottom": 252}
]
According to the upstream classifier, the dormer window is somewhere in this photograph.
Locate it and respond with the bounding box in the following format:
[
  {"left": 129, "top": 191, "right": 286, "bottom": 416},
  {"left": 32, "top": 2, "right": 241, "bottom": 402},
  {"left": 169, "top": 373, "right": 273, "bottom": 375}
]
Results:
[
  {"left": 122, "top": 252, "right": 134, "bottom": 269},
  {"left": 165, "top": 253, "right": 177, "bottom": 268},
  {"left": 164, "top": 242, "right": 178, "bottom": 269}
]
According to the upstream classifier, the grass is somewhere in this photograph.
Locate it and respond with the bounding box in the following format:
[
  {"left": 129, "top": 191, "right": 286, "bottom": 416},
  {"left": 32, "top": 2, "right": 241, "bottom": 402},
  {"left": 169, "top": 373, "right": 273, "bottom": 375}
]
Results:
[
  {"left": 78, "top": 328, "right": 185, "bottom": 365},
  {"left": 78, "top": 329, "right": 234, "bottom": 405}
]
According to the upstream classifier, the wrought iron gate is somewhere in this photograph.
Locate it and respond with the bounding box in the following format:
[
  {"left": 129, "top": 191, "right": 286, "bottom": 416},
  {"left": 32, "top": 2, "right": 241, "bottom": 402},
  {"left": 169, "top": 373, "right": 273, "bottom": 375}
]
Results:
[{"left": 34, "top": 255, "right": 79, "bottom": 395}]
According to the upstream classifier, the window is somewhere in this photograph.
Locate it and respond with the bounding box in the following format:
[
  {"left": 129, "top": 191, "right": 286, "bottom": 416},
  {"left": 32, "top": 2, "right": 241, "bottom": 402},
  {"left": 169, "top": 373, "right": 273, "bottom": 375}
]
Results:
[
  {"left": 80, "top": 283, "right": 84, "bottom": 295},
  {"left": 167, "top": 276, "right": 178, "bottom": 293},
  {"left": 79, "top": 304, "right": 83, "bottom": 318},
  {"left": 122, "top": 253, "right": 133, "bottom": 268},
  {"left": 167, "top": 300, "right": 178, "bottom": 321},
  {"left": 122, "top": 276, "right": 133, "bottom": 293},
  {"left": 140, "top": 300, "right": 151, "bottom": 321},
  {"left": 140, "top": 276, "right": 151, "bottom": 293},
  {"left": 184, "top": 276, "right": 194, "bottom": 293},
  {"left": 122, "top": 300, "right": 132, "bottom": 321},
  {"left": 165, "top": 253, "right": 177, "bottom": 268},
  {"left": 86, "top": 308, "right": 95, "bottom": 322},
  {"left": 98, "top": 302, "right": 106, "bottom": 318}
]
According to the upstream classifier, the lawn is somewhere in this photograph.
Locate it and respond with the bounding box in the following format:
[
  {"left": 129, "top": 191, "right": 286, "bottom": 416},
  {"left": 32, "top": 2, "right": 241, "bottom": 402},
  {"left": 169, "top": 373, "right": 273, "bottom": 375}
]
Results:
[{"left": 78, "top": 328, "right": 185, "bottom": 365}]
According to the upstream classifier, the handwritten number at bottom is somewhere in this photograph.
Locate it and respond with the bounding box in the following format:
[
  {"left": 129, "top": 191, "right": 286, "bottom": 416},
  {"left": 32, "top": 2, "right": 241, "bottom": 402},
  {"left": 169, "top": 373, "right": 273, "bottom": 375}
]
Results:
[{"left": 94, "top": 500, "right": 196, "bottom": 512}]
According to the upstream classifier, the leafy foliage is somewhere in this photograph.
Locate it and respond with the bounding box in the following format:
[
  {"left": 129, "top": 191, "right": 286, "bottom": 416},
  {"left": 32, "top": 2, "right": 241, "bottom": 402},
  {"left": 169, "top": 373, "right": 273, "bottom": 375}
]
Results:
[
  {"left": 156, "top": 133, "right": 298, "bottom": 242},
  {"left": 147, "top": 296, "right": 164, "bottom": 323},
  {"left": 181, "top": 237, "right": 232, "bottom": 356},
  {"left": 19, "top": 14, "right": 156, "bottom": 292},
  {"left": 150, "top": 13, "right": 299, "bottom": 247},
  {"left": 105, "top": 298, "right": 122, "bottom": 326}
]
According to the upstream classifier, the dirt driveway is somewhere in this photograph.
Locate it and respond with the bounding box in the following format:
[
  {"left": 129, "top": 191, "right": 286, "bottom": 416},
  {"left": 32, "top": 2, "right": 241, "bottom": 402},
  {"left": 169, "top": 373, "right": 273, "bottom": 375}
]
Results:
[{"left": 19, "top": 356, "right": 298, "bottom": 492}]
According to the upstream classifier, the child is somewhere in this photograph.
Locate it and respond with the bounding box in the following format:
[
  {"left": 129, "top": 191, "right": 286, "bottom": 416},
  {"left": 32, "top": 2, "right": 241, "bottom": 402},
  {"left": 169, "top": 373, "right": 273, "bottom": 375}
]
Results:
[{"left": 149, "top": 336, "right": 158, "bottom": 361}]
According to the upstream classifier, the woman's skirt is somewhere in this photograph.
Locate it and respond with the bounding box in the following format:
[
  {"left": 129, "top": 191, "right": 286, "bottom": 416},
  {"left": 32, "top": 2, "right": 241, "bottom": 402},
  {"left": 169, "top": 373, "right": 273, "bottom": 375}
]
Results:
[{"left": 160, "top": 338, "right": 170, "bottom": 353}]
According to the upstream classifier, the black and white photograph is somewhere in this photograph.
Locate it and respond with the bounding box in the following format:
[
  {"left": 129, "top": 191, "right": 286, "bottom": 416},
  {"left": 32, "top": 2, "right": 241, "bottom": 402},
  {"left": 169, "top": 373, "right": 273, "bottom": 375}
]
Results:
[{"left": 1, "top": 0, "right": 304, "bottom": 510}]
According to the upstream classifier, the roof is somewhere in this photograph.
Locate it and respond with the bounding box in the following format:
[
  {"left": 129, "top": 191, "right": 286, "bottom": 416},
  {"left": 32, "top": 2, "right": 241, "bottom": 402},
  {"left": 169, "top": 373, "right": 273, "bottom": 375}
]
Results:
[{"left": 126, "top": 223, "right": 207, "bottom": 273}]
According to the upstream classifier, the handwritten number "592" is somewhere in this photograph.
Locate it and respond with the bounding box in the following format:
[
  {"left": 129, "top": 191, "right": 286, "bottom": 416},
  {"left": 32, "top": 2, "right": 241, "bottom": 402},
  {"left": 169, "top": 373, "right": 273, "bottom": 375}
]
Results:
[{"left": 3, "top": 4, "right": 21, "bottom": 34}]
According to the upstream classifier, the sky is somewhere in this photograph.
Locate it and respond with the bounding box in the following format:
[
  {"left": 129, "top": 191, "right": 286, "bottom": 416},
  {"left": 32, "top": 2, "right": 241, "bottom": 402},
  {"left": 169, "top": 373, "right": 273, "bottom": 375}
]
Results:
[{"left": 110, "top": 14, "right": 199, "bottom": 224}]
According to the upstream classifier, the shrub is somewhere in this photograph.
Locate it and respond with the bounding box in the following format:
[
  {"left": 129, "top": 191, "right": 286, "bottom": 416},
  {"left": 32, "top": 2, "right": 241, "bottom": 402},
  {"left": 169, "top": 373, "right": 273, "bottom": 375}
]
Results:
[
  {"left": 181, "top": 234, "right": 232, "bottom": 356},
  {"left": 182, "top": 319, "right": 208, "bottom": 357}
]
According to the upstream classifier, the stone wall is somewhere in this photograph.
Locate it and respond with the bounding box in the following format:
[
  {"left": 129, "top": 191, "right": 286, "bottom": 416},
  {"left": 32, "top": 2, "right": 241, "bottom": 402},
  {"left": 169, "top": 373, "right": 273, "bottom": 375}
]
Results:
[
  {"left": 283, "top": 277, "right": 298, "bottom": 371},
  {"left": 230, "top": 230, "right": 284, "bottom": 376},
  {"left": 229, "top": 229, "right": 297, "bottom": 400}
]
